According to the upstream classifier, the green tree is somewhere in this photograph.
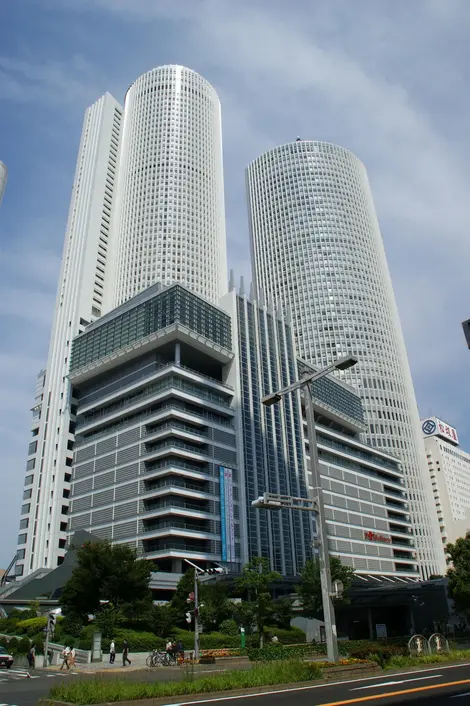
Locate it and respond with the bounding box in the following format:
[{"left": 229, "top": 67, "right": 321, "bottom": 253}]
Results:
[
  {"left": 297, "top": 556, "right": 354, "bottom": 619},
  {"left": 151, "top": 604, "right": 175, "bottom": 637},
  {"left": 170, "top": 569, "right": 195, "bottom": 628},
  {"left": 236, "top": 557, "right": 282, "bottom": 647},
  {"left": 94, "top": 604, "right": 125, "bottom": 638},
  {"left": 447, "top": 533, "right": 470, "bottom": 615},
  {"left": 199, "top": 581, "right": 231, "bottom": 632},
  {"left": 60, "top": 540, "right": 152, "bottom": 624},
  {"left": 272, "top": 596, "right": 294, "bottom": 630}
]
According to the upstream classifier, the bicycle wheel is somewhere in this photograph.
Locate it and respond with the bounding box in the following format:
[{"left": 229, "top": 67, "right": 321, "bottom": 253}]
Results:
[{"left": 146, "top": 655, "right": 154, "bottom": 668}]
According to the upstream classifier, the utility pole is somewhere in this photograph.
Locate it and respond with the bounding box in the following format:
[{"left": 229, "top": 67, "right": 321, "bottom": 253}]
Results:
[
  {"left": 43, "top": 612, "right": 56, "bottom": 668},
  {"left": 305, "top": 383, "right": 339, "bottom": 663},
  {"left": 194, "top": 569, "right": 200, "bottom": 661},
  {"left": 259, "top": 354, "right": 357, "bottom": 664}
]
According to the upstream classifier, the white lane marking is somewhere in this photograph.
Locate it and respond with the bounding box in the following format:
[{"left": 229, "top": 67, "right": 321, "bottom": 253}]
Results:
[
  {"left": 160, "top": 662, "right": 470, "bottom": 706},
  {"left": 351, "top": 674, "right": 442, "bottom": 690},
  {"left": 451, "top": 693, "right": 470, "bottom": 699}
]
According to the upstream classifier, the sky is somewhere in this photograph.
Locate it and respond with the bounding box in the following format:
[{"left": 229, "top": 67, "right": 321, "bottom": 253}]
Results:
[{"left": 0, "top": 0, "right": 469, "bottom": 569}]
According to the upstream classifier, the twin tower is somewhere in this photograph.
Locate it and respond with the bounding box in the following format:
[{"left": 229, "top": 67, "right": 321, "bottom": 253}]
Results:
[{"left": 15, "top": 66, "right": 444, "bottom": 580}]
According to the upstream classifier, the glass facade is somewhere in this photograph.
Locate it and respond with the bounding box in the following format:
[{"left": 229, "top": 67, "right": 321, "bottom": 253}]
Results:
[
  {"left": 247, "top": 140, "right": 445, "bottom": 578},
  {"left": 236, "top": 295, "right": 312, "bottom": 576},
  {"left": 71, "top": 285, "right": 232, "bottom": 372}
]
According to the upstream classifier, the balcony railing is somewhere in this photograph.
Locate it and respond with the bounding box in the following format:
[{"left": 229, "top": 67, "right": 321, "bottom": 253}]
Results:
[{"left": 77, "top": 375, "right": 233, "bottom": 431}]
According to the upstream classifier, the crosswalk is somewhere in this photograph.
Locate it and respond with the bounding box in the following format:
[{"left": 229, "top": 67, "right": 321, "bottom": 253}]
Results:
[{"left": 0, "top": 667, "right": 79, "bottom": 683}]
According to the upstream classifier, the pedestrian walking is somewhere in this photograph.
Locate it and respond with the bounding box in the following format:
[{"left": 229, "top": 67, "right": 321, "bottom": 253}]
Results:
[
  {"left": 60, "top": 645, "right": 71, "bottom": 670},
  {"left": 176, "top": 639, "right": 184, "bottom": 665},
  {"left": 69, "top": 646, "right": 76, "bottom": 668},
  {"left": 109, "top": 639, "right": 116, "bottom": 664},
  {"left": 122, "top": 639, "right": 131, "bottom": 666},
  {"left": 26, "top": 643, "right": 36, "bottom": 677}
]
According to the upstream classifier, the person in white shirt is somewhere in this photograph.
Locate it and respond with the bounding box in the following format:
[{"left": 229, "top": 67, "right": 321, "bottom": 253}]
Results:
[
  {"left": 60, "top": 646, "right": 71, "bottom": 671},
  {"left": 109, "top": 640, "right": 116, "bottom": 664}
]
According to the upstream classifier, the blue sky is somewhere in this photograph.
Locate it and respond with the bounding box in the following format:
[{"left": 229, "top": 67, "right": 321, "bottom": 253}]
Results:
[{"left": 0, "top": 0, "right": 469, "bottom": 569}]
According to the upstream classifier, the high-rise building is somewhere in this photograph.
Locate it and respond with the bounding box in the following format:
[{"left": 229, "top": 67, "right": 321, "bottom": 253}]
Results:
[
  {"left": 221, "top": 282, "right": 417, "bottom": 580},
  {"left": 246, "top": 140, "right": 445, "bottom": 578},
  {"left": 15, "top": 65, "right": 227, "bottom": 577},
  {"left": 0, "top": 161, "right": 7, "bottom": 209},
  {"left": 220, "top": 281, "right": 313, "bottom": 576},
  {"left": 16, "top": 93, "right": 123, "bottom": 577},
  {"left": 422, "top": 417, "right": 470, "bottom": 548},
  {"left": 113, "top": 66, "right": 227, "bottom": 306}
]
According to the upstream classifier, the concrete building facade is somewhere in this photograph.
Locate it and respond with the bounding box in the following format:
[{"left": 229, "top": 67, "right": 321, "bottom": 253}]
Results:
[{"left": 422, "top": 417, "right": 470, "bottom": 548}]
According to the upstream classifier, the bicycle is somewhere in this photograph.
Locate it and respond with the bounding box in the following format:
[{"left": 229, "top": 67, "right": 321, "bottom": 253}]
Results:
[{"left": 146, "top": 650, "right": 176, "bottom": 667}]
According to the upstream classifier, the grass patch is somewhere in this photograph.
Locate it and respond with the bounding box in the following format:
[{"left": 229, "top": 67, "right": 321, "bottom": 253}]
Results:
[
  {"left": 48, "top": 660, "right": 322, "bottom": 704},
  {"left": 384, "top": 649, "right": 470, "bottom": 670}
]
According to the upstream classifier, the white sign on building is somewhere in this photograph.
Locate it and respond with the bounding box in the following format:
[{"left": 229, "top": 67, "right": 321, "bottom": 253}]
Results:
[{"left": 421, "top": 417, "right": 459, "bottom": 446}]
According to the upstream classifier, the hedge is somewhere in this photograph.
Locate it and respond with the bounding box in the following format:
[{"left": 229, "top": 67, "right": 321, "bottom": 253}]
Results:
[
  {"left": 17, "top": 637, "right": 31, "bottom": 654},
  {"left": 264, "top": 627, "right": 306, "bottom": 644},
  {"left": 16, "top": 617, "right": 47, "bottom": 637}
]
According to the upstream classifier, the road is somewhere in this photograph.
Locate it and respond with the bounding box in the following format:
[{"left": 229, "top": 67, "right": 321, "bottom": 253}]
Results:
[{"left": 2, "top": 662, "right": 470, "bottom": 706}]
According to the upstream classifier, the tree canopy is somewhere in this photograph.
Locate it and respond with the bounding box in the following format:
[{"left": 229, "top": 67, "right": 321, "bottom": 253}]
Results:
[
  {"left": 60, "top": 540, "right": 152, "bottom": 622},
  {"left": 297, "top": 556, "right": 354, "bottom": 619},
  {"left": 236, "top": 556, "right": 282, "bottom": 646},
  {"left": 447, "top": 533, "right": 470, "bottom": 615}
]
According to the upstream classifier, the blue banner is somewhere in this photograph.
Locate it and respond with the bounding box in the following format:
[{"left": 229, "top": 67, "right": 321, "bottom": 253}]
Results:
[{"left": 219, "top": 466, "right": 227, "bottom": 562}]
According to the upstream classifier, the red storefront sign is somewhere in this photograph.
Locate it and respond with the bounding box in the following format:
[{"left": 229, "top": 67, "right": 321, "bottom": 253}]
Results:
[{"left": 364, "top": 530, "right": 391, "bottom": 544}]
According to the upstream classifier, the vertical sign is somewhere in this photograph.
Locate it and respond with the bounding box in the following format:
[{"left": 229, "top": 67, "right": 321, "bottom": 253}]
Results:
[
  {"left": 225, "top": 467, "right": 236, "bottom": 563},
  {"left": 219, "top": 466, "right": 227, "bottom": 562},
  {"left": 219, "top": 466, "right": 235, "bottom": 563}
]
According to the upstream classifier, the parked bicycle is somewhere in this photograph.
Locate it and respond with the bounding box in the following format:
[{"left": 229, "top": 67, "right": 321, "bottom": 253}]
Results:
[{"left": 146, "top": 650, "right": 177, "bottom": 667}]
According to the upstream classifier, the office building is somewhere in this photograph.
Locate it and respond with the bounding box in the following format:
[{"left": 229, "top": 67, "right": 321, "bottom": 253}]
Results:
[
  {"left": 16, "top": 93, "right": 123, "bottom": 577},
  {"left": 113, "top": 66, "right": 227, "bottom": 306},
  {"left": 220, "top": 280, "right": 313, "bottom": 576},
  {"left": 68, "top": 283, "right": 242, "bottom": 590},
  {"left": 0, "top": 161, "right": 7, "bottom": 208},
  {"left": 16, "top": 65, "right": 227, "bottom": 577},
  {"left": 422, "top": 417, "right": 470, "bottom": 547},
  {"left": 301, "top": 360, "right": 417, "bottom": 578},
  {"left": 221, "top": 281, "right": 417, "bottom": 579},
  {"left": 246, "top": 139, "right": 445, "bottom": 578}
]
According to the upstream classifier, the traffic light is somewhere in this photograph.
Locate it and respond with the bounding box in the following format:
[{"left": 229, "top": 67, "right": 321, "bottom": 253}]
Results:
[
  {"left": 48, "top": 613, "right": 57, "bottom": 634},
  {"left": 185, "top": 612, "right": 192, "bottom": 624}
]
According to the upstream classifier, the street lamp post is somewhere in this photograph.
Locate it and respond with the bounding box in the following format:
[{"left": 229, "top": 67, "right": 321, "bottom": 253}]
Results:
[
  {"left": 259, "top": 355, "right": 357, "bottom": 664},
  {"left": 184, "top": 560, "right": 226, "bottom": 660}
]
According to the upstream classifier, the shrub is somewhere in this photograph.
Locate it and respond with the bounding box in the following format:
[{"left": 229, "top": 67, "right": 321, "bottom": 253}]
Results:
[
  {"left": 17, "top": 637, "right": 31, "bottom": 654},
  {"left": 171, "top": 629, "right": 240, "bottom": 650},
  {"left": 8, "top": 637, "right": 18, "bottom": 652},
  {"left": 34, "top": 638, "right": 44, "bottom": 655},
  {"left": 104, "top": 630, "right": 164, "bottom": 653},
  {"left": 264, "top": 626, "right": 306, "bottom": 644},
  {"left": 219, "top": 620, "right": 239, "bottom": 636},
  {"left": 0, "top": 638, "right": 7, "bottom": 649},
  {"left": 248, "top": 643, "right": 317, "bottom": 661},
  {"left": 16, "top": 617, "right": 47, "bottom": 638},
  {"left": 0, "top": 618, "right": 20, "bottom": 635},
  {"left": 59, "top": 635, "right": 76, "bottom": 649},
  {"left": 49, "top": 660, "right": 322, "bottom": 703}
]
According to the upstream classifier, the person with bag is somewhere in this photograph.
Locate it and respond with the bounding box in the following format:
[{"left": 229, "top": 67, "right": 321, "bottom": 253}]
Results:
[{"left": 60, "top": 645, "right": 71, "bottom": 671}]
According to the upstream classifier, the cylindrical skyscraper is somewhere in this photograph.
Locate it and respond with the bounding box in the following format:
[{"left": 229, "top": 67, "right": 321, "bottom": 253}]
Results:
[
  {"left": 247, "top": 140, "right": 445, "bottom": 578},
  {"left": 0, "top": 161, "right": 7, "bottom": 208},
  {"left": 113, "top": 65, "right": 227, "bottom": 305}
]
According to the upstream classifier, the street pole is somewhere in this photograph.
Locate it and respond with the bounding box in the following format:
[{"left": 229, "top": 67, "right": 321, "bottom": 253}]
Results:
[
  {"left": 194, "top": 570, "right": 200, "bottom": 661},
  {"left": 305, "top": 383, "right": 339, "bottom": 664},
  {"left": 43, "top": 624, "right": 49, "bottom": 668}
]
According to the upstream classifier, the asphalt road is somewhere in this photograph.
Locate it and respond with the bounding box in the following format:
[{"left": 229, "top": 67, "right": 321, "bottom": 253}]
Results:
[{"left": 3, "top": 662, "right": 470, "bottom": 706}]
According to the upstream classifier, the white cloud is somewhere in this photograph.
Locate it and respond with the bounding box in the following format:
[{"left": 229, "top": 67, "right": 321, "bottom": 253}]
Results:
[{"left": 1, "top": 0, "right": 470, "bottom": 564}]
